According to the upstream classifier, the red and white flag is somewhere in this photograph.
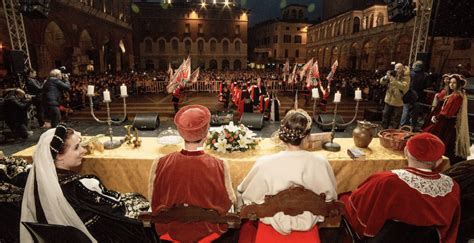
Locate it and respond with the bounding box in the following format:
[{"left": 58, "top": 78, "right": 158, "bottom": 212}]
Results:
[
  {"left": 288, "top": 63, "right": 297, "bottom": 84},
  {"left": 190, "top": 67, "right": 200, "bottom": 83},
  {"left": 326, "top": 60, "right": 338, "bottom": 82},
  {"left": 167, "top": 57, "right": 191, "bottom": 93},
  {"left": 283, "top": 59, "right": 290, "bottom": 82},
  {"left": 299, "top": 58, "right": 313, "bottom": 79}
]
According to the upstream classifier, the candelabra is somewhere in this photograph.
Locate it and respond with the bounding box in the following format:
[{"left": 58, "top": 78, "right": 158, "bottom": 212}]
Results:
[
  {"left": 312, "top": 94, "right": 361, "bottom": 152},
  {"left": 87, "top": 92, "right": 128, "bottom": 149}
]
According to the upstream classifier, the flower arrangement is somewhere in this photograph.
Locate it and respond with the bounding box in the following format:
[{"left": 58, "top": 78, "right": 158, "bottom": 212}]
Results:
[{"left": 206, "top": 122, "right": 261, "bottom": 153}]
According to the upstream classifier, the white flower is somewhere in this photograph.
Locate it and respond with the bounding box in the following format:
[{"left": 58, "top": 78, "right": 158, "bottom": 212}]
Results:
[
  {"left": 238, "top": 134, "right": 249, "bottom": 149},
  {"left": 215, "top": 139, "right": 230, "bottom": 153},
  {"left": 226, "top": 122, "right": 239, "bottom": 133}
]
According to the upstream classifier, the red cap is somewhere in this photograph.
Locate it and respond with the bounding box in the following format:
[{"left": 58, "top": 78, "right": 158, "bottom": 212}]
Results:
[
  {"left": 174, "top": 105, "right": 211, "bottom": 142},
  {"left": 406, "top": 133, "right": 445, "bottom": 162}
]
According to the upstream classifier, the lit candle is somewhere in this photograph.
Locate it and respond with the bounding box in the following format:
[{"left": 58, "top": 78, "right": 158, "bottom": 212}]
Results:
[
  {"left": 87, "top": 85, "right": 94, "bottom": 96},
  {"left": 334, "top": 91, "right": 341, "bottom": 103},
  {"left": 103, "top": 89, "right": 111, "bottom": 102},
  {"left": 312, "top": 88, "right": 319, "bottom": 99},
  {"left": 355, "top": 88, "right": 362, "bottom": 100},
  {"left": 120, "top": 83, "right": 128, "bottom": 97}
]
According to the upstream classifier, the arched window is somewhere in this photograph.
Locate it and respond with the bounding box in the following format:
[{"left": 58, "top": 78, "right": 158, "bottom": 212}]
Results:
[
  {"left": 184, "top": 39, "right": 191, "bottom": 54},
  {"left": 235, "top": 41, "right": 241, "bottom": 52},
  {"left": 223, "top": 40, "right": 229, "bottom": 53},
  {"left": 210, "top": 40, "right": 216, "bottom": 52},
  {"left": 145, "top": 39, "right": 152, "bottom": 53},
  {"left": 369, "top": 14, "right": 374, "bottom": 28},
  {"left": 198, "top": 40, "right": 204, "bottom": 53},
  {"left": 209, "top": 59, "right": 217, "bottom": 70},
  {"left": 233, "top": 60, "right": 241, "bottom": 70},
  {"left": 172, "top": 39, "right": 178, "bottom": 52},
  {"left": 298, "top": 10, "right": 303, "bottom": 19},
  {"left": 222, "top": 59, "right": 230, "bottom": 70},
  {"left": 353, "top": 17, "right": 360, "bottom": 33},
  {"left": 159, "top": 39, "right": 165, "bottom": 52},
  {"left": 291, "top": 9, "right": 296, "bottom": 19},
  {"left": 376, "top": 14, "right": 384, "bottom": 26}
]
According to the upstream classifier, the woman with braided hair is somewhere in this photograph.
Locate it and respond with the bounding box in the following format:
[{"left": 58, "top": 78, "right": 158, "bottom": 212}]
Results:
[{"left": 237, "top": 109, "right": 337, "bottom": 243}]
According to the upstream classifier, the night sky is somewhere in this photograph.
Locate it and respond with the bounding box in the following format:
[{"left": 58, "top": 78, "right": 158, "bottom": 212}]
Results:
[{"left": 241, "top": 0, "right": 323, "bottom": 25}]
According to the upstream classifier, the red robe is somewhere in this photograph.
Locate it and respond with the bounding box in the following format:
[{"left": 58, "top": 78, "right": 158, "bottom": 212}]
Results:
[
  {"left": 423, "top": 92, "right": 464, "bottom": 162},
  {"left": 151, "top": 150, "right": 232, "bottom": 242},
  {"left": 341, "top": 167, "right": 460, "bottom": 243}
]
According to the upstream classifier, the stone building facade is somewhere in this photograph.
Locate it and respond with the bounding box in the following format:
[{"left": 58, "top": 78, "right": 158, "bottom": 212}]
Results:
[
  {"left": 0, "top": 0, "right": 133, "bottom": 76},
  {"left": 307, "top": 4, "right": 474, "bottom": 74},
  {"left": 249, "top": 4, "right": 310, "bottom": 65},
  {"left": 132, "top": 0, "right": 248, "bottom": 71}
]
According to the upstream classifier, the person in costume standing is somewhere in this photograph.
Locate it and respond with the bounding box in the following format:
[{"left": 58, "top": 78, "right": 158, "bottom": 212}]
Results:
[
  {"left": 237, "top": 109, "right": 337, "bottom": 243},
  {"left": 150, "top": 105, "right": 236, "bottom": 242},
  {"left": 423, "top": 74, "right": 470, "bottom": 164},
  {"left": 341, "top": 133, "right": 461, "bottom": 243},
  {"left": 20, "top": 124, "right": 156, "bottom": 242}
]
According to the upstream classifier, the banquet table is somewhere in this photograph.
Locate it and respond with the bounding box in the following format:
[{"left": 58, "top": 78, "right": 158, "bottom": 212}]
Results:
[{"left": 13, "top": 137, "right": 449, "bottom": 200}]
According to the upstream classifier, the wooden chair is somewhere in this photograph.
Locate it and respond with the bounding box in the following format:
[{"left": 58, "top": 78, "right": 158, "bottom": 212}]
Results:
[
  {"left": 239, "top": 186, "right": 345, "bottom": 228},
  {"left": 138, "top": 204, "right": 241, "bottom": 242}
]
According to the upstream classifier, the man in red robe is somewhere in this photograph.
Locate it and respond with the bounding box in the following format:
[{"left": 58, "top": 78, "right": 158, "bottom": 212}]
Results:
[
  {"left": 341, "top": 133, "right": 461, "bottom": 243},
  {"left": 150, "top": 105, "right": 236, "bottom": 242}
]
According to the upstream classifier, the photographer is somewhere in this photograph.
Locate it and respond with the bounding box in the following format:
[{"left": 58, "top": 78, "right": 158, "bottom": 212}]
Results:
[
  {"left": 25, "top": 69, "right": 45, "bottom": 127},
  {"left": 380, "top": 63, "right": 410, "bottom": 129},
  {"left": 4, "top": 88, "right": 32, "bottom": 139},
  {"left": 42, "top": 68, "right": 71, "bottom": 128}
]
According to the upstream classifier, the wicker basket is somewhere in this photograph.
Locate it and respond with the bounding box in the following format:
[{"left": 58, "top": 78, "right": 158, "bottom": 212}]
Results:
[{"left": 377, "top": 125, "right": 415, "bottom": 151}]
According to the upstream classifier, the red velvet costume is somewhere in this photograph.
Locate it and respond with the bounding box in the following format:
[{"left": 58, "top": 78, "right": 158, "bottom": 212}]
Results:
[
  {"left": 423, "top": 92, "right": 463, "bottom": 162},
  {"left": 342, "top": 167, "right": 460, "bottom": 243},
  {"left": 151, "top": 150, "right": 233, "bottom": 242}
]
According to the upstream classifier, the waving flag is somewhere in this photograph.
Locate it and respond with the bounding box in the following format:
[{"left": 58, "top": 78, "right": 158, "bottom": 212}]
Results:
[
  {"left": 167, "top": 63, "right": 173, "bottom": 79},
  {"left": 288, "top": 63, "right": 297, "bottom": 84},
  {"left": 326, "top": 60, "right": 338, "bottom": 82},
  {"left": 311, "top": 61, "right": 320, "bottom": 79},
  {"left": 167, "top": 57, "right": 192, "bottom": 93},
  {"left": 282, "top": 59, "right": 290, "bottom": 82},
  {"left": 189, "top": 67, "right": 200, "bottom": 83},
  {"left": 299, "top": 58, "right": 313, "bottom": 79},
  {"left": 306, "top": 61, "right": 321, "bottom": 87}
]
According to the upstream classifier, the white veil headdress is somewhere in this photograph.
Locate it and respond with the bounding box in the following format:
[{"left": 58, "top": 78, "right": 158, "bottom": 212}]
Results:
[{"left": 20, "top": 128, "right": 96, "bottom": 242}]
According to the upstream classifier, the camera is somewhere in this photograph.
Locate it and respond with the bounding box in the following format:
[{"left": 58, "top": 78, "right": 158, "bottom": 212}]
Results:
[
  {"left": 59, "top": 66, "right": 70, "bottom": 76},
  {"left": 387, "top": 70, "right": 396, "bottom": 77}
]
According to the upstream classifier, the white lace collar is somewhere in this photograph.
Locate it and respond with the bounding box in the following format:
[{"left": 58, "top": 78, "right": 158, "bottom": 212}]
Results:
[{"left": 392, "top": 169, "right": 454, "bottom": 197}]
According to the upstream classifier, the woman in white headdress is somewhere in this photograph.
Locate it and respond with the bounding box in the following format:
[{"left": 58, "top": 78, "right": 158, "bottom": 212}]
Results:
[{"left": 20, "top": 124, "right": 156, "bottom": 242}]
